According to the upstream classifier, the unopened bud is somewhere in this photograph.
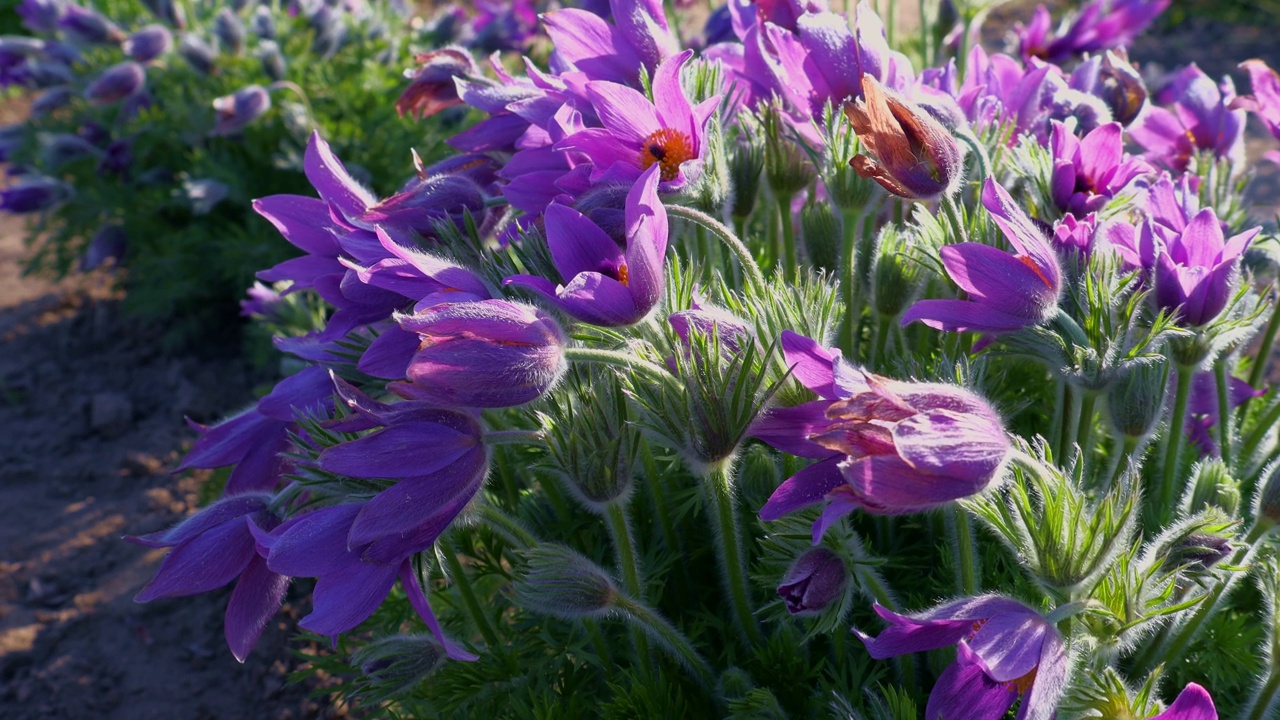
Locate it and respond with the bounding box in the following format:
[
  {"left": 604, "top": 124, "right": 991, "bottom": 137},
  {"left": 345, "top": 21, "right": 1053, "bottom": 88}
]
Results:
[
  {"left": 214, "top": 8, "right": 246, "bottom": 55},
  {"left": 729, "top": 136, "right": 763, "bottom": 221},
  {"left": 801, "top": 200, "right": 841, "bottom": 273},
  {"left": 541, "top": 371, "right": 636, "bottom": 512},
  {"left": 871, "top": 226, "right": 921, "bottom": 318},
  {"left": 1106, "top": 358, "right": 1168, "bottom": 440},
  {"left": 124, "top": 25, "right": 172, "bottom": 64},
  {"left": 252, "top": 7, "right": 276, "bottom": 40},
  {"left": 777, "top": 547, "right": 848, "bottom": 616},
  {"left": 1183, "top": 459, "right": 1241, "bottom": 517},
  {"left": 178, "top": 34, "right": 217, "bottom": 75},
  {"left": 1255, "top": 461, "right": 1280, "bottom": 529},
  {"left": 257, "top": 41, "right": 285, "bottom": 82},
  {"left": 351, "top": 634, "right": 446, "bottom": 699},
  {"left": 40, "top": 132, "right": 100, "bottom": 169},
  {"left": 762, "top": 105, "right": 814, "bottom": 197},
  {"left": 514, "top": 545, "right": 618, "bottom": 620},
  {"left": 84, "top": 62, "right": 145, "bottom": 105}
]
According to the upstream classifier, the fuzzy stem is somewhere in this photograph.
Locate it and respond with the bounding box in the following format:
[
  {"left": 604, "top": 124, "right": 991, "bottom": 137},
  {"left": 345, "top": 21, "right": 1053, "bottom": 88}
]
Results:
[
  {"left": 640, "top": 442, "right": 682, "bottom": 557},
  {"left": 483, "top": 429, "right": 545, "bottom": 446},
  {"left": 840, "top": 209, "right": 862, "bottom": 353},
  {"left": 443, "top": 547, "right": 501, "bottom": 649},
  {"left": 952, "top": 505, "right": 978, "bottom": 594},
  {"left": 668, "top": 203, "right": 768, "bottom": 290},
  {"left": 703, "top": 461, "right": 763, "bottom": 643},
  {"left": 1244, "top": 669, "right": 1280, "bottom": 720},
  {"left": 1075, "top": 390, "right": 1097, "bottom": 466},
  {"left": 1248, "top": 287, "right": 1280, "bottom": 394},
  {"left": 1159, "top": 364, "right": 1196, "bottom": 519},
  {"left": 563, "top": 347, "right": 671, "bottom": 385},
  {"left": 606, "top": 503, "right": 653, "bottom": 683},
  {"left": 614, "top": 593, "right": 715, "bottom": 686},
  {"left": 1241, "top": 396, "right": 1280, "bottom": 468},
  {"left": 1107, "top": 434, "right": 1140, "bottom": 489},
  {"left": 777, "top": 194, "right": 798, "bottom": 283},
  {"left": 1214, "top": 359, "right": 1234, "bottom": 469},
  {"left": 1053, "top": 307, "right": 1090, "bottom": 348},
  {"left": 873, "top": 314, "right": 892, "bottom": 370},
  {"left": 477, "top": 504, "right": 537, "bottom": 549},
  {"left": 1049, "top": 380, "right": 1065, "bottom": 461},
  {"left": 1061, "top": 384, "right": 1081, "bottom": 462}
]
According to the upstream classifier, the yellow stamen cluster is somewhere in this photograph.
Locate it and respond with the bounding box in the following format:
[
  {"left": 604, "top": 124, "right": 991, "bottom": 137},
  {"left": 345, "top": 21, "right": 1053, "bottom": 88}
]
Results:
[{"left": 638, "top": 128, "right": 694, "bottom": 182}]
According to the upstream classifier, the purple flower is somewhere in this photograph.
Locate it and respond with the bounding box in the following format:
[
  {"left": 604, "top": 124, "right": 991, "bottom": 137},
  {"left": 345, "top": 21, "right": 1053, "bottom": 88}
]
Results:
[
  {"left": 211, "top": 85, "right": 272, "bottom": 136},
  {"left": 0, "top": 174, "right": 71, "bottom": 213},
  {"left": 80, "top": 223, "right": 126, "bottom": 271},
  {"left": 1051, "top": 212, "right": 1099, "bottom": 258},
  {"left": 241, "top": 281, "right": 283, "bottom": 319},
  {"left": 84, "top": 61, "right": 145, "bottom": 105},
  {"left": 555, "top": 50, "right": 720, "bottom": 189},
  {"left": 844, "top": 74, "right": 963, "bottom": 201},
  {"left": 542, "top": 0, "right": 678, "bottom": 86},
  {"left": 397, "top": 47, "right": 477, "bottom": 120},
  {"left": 902, "top": 179, "right": 1062, "bottom": 334},
  {"left": 124, "top": 25, "right": 173, "bottom": 63},
  {"left": 1069, "top": 50, "right": 1147, "bottom": 126},
  {"left": 127, "top": 494, "right": 289, "bottom": 663},
  {"left": 1130, "top": 64, "right": 1245, "bottom": 173},
  {"left": 1049, "top": 121, "right": 1151, "bottom": 215},
  {"left": 777, "top": 547, "right": 847, "bottom": 615},
  {"left": 59, "top": 3, "right": 125, "bottom": 45},
  {"left": 504, "top": 164, "right": 667, "bottom": 326},
  {"left": 1152, "top": 683, "right": 1217, "bottom": 720},
  {"left": 1186, "top": 372, "right": 1263, "bottom": 454},
  {"left": 1146, "top": 207, "right": 1258, "bottom": 327},
  {"left": 469, "top": 0, "right": 539, "bottom": 54},
  {"left": 1020, "top": 0, "right": 1169, "bottom": 63},
  {"left": 855, "top": 596, "right": 1069, "bottom": 720},
  {"left": 753, "top": 332, "right": 1010, "bottom": 542},
  {"left": 393, "top": 299, "right": 567, "bottom": 408},
  {"left": 18, "top": 0, "right": 65, "bottom": 34},
  {"left": 1233, "top": 59, "right": 1280, "bottom": 166}
]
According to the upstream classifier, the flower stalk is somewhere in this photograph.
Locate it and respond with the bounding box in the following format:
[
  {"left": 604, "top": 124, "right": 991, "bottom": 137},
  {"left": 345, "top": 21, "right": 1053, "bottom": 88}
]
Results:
[{"left": 703, "top": 461, "right": 762, "bottom": 643}]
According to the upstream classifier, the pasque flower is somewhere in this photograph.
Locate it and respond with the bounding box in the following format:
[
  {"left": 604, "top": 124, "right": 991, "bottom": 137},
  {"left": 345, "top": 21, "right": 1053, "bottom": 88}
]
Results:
[
  {"left": 1019, "top": 0, "right": 1169, "bottom": 64},
  {"left": 128, "top": 494, "right": 289, "bottom": 663},
  {"left": 1147, "top": 207, "right": 1258, "bottom": 327},
  {"left": 542, "top": 0, "right": 678, "bottom": 86},
  {"left": 504, "top": 164, "right": 667, "bottom": 326},
  {"left": 1152, "top": 683, "right": 1217, "bottom": 719},
  {"left": 901, "top": 179, "right": 1062, "bottom": 334},
  {"left": 1233, "top": 59, "right": 1280, "bottom": 165},
  {"left": 555, "top": 50, "right": 720, "bottom": 189},
  {"left": 394, "top": 299, "right": 568, "bottom": 408},
  {"left": 211, "top": 85, "right": 271, "bottom": 136},
  {"left": 754, "top": 332, "right": 1010, "bottom": 542},
  {"left": 84, "top": 61, "right": 145, "bottom": 105},
  {"left": 855, "top": 596, "right": 1069, "bottom": 720},
  {"left": 1130, "top": 64, "right": 1245, "bottom": 172},
  {"left": 1049, "top": 121, "right": 1152, "bottom": 215},
  {"left": 396, "top": 47, "right": 477, "bottom": 120},
  {"left": 777, "top": 548, "right": 847, "bottom": 616},
  {"left": 844, "top": 74, "right": 963, "bottom": 201},
  {"left": 123, "top": 25, "right": 173, "bottom": 64}
]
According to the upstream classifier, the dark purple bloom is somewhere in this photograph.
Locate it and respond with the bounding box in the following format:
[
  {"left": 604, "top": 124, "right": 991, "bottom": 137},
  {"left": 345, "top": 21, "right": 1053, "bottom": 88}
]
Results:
[
  {"left": 31, "top": 86, "right": 72, "bottom": 117},
  {"left": 127, "top": 494, "right": 289, "bottom": 663},
  {"left": 18, "top": 0, "right": 65, "bottom": 33},
  {"left": 1152, "top": 683, "right": 1217, "bottom": 720},
  {"left": 856, "top": 596, "right": 1068, "bottom": 720},
  {"left": 58, "top": 3, "right": 125, "bottom": 45},
  {"left": 1020, "top": 0, "right": 1169, "bottom": 64},
  {"left": 845, "top": 74, "right": 963, "bottom": 201},
  {"left": 902, "top": 179, "right": 1062, "bottom": 334},
  {"left": 178, "top": 33, "right": 216, "bottom": 75},
  {"left": 79, "top": 223, "right": 126, "bottom": 271},
  {"left": 397, "top": 47, "right": 477, "bottom": 120},
  {"left": 84, "top": 61, "right": 145, "bottom": 105},
  {"left": 1186, "top": 372, "right": 1263, "bottom": 454},
  {"left": 393, "top": 299, "right": 567, "bottom": 408},
  {"left": 0, "top": 174, "right": 70, "bottom": 213},
  {"left": 1130, "top": 64, "right": 1245, "bottom": 173},
  {"left": 556, "top": 50, "right": 719, "bottom": 189},
  {"left": 777, "top": 547, "right": 847, "bottom": 615},
  {"left": 542, "top": 0, "right": 678, "bottom": 86},
  {"left": 1146, "top": 207, "right": 1257, "bottom": 326},
  {"left": 469, "top": 0, "right": 539, "bottom": 54},
  {"left": 754, "top": 332, "right": 1010, "bottom": 542},
  {"left": 504, "top": 164, "right": 667, "bottom": 326},
  {"left": 124, "top": 25, "right": 173, "bottom": 64},
  {"left": 214, "top": 7, "right": 246, "bottom": 54},
  {"left": 1051, "top": 212, "right": 1099, "bottom": 258},
  {"left": 211, "top": 84, "right": 271, "bottom": 136},
  {"left": 1069, "top": 50, "right": 1147, "bottom": 126},
  {"left": 1049, "top": 121, "right": 1151, "bottom": 215}
]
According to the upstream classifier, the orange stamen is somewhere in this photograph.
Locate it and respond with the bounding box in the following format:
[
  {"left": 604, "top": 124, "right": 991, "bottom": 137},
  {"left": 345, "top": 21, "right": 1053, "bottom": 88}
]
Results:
[
  {"left": 638, "top": 128, "right": 695, "bottom": 182},
  {"left": 617, "top": 263, "right": 630, "bottom": 287}
]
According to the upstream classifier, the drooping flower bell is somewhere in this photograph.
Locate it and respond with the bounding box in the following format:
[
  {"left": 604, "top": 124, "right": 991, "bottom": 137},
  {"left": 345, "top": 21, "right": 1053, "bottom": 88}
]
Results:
[
  {"left": 901, "top": 179, "right": 1062, "bottom": 334},
  {"left": 753, "top": 332, "right": 1010, "bottom": 542},
  {"left": 396, "top": 47, "right": 477, "bottom": 120},
  {"left": 211, "top": 84, "right": 271, "bottom": 136},
  {"left": 855, "top": 596, "right": 1069, "bottom": 720},
  {"left": 84, "top": 61, "right": 145, "bottom": 105},
  {"left": 776, "top": 547, "right": 848, "bottom": 616},
  {"left": 844, "top": 75, "right": 963, "bottom": 201},
  {"left": 504, "top": 164, "right": 667, "bottom": 327}
]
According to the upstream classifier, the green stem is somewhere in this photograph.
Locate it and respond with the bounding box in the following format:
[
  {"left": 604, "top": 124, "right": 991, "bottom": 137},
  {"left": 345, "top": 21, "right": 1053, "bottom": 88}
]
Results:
[
  {"left": 777, "top": 194, "right": 797, "bottom": 283},
  {"left": 1076, "top": 390, "right": 1097, "bottom": 466},
  {"left": 1107, "top": 434, "right": 1140, "bottom": 489},
  {"left": 1160, "top": 364, "right": 1196, "bottom": 519},
  {"left": 614, "top": 593, "right": 715, "bottom": 686},
  {"left": 443, "top": 547, "right": 501, "bottom": 649},
  {"left": 1053, "top": 307, "right": 1090, "bottom": 348},
  {"left": 1241, "top": 397, "right": 1280, "bottom": 469},
  {"left": 483, "top": 429, "right": 545, "bottom": 446},
  {"left": 872, "top": 314, "right": 892, "bottom": 370},
  {"left": 1244, "top": 670, "right": 1280, "bottom": 720},
  {"left": 1061, "top": 384, "right": 1081, "bottom": 461},
  {"left": 563, "top": 347, "right": 671, "bottom": 385},
  {"left": 703, "top": 461, "right": 762, "bottom": 643},
  {"left": 955, "top": 128, "right": 993, "bottom": 183},
  {"left": 840, "top": 209, "right": 862, "bottom": 353},
  {"left": 1215, "top": 359, "right": 1234, "bottom": 469},
  {"left": 606, "top": 503, "right": 652, "bottom": 683},
  {"left": 640, "top": 442, "right": 681, "bottom": 556},
  {"left": 940, "top": 194, "right": 966, "bottom": 243},
  {"left": 953, "top": 505, "right": 978, "bottom": 594},
  {"left": 477, "top": 504, "right": 537, "bottom": 549},
  {"left": 1049, "top": 380, "right": 1065, "bottom": 461},
  {"left": 668, "top": 203, "right": 768, "bottom": 290},
  {"left": 1248, "top": 286, "right": 1280, "bottom": 393}
]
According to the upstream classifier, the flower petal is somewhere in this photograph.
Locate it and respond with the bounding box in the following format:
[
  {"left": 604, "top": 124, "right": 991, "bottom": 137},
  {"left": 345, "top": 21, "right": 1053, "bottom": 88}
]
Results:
[
  {"left": 224, "top": 555, "right": 289, "bottom": 663},
  {"left": 926, "top": 642, "right": 1018, "bottom": 720},
  {"left": 759, "top": 456, "right": 845, "bottom": 521}
]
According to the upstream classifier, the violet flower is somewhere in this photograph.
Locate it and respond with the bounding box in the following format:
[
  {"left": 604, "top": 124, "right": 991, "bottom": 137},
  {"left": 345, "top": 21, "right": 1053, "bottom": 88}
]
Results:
[
  {"left": 504, "top": 164, "right": 667, "bottom": 326},
  {"left": 1019, "top": 0, "right": 1169, "bottom": 64},
  {"left": 79, "top": 223, "right": 126, "bottom": 271},
  {"left": 59, "top": 3, "right": 125, "bottom": 45},
  {"left": 1130, "top": 64, "right": 1245, "bottom": 173},
  {"left": 211, "top": 84, "right": 272, "bottom": 136},
  {"left": 84, "top": 61, "right": 145, "bottom": 105},
  {"left": 1069, "top": 50, "right": 1147, "bottom": 126},
  {"left": 1049, "top": 121, "right": 1151, "bottom": 216},
  {"left": 396, "top": 47, "right": 477, "bottom": 120},
  {"left": 393, "top": 299, "right": 568, "bottom": 408},
  {"left": 753, "top": 332, "right": 1010, "bottom": 542},
  {"left": 855, "top": 596, "right": 1069, "bottom": 720},
  {"left": 555, "top": 50, "right": 720, "bottom": 189},
  {"left": 0, "top": 174, "right": 71, "bottom": 213},
  {"left": 777, "top": 547, "right": 847, "bottom": 615},
  {"left": 1233, "top": 59, "right": 1280, "bottom": 166},
  {"left": 124, "top": 25, "right": 173, "bottom": 63},
  {"left": 901, "top": 179, "right": 1062, "bottom": 334},
  {"left": 1186, "top": 372, "right": 1263, "bottom": 454},
  {"left": 844, "top": 74, "right": 963, "bottom": 201},
  {"left": 127, "top": 494, "right": 289, "bottom": 662},
  {"left": 1152, "top": 683, "right": 1217, "bottom": 720},
  {"left": 18, "top": 0, "right": 65, "bottom": 34},
  {"left": 542, "top": 0, "right": 678, "bottom": 86},
  {"left": 1147, "top": 207, "right": 1257, "bottom": 327}
]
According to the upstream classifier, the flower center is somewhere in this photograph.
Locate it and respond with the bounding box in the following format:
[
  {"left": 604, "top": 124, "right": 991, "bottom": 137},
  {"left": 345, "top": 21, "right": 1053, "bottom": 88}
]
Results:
[
  {"left": 638, "top": 128, "right": 694, "bottom": 182},
  {"left": 1004, "top": 666, "right": 1038, "bottom": 695},
  {"left": 616, "top": 263, "right": 630, "bottom": 287}
]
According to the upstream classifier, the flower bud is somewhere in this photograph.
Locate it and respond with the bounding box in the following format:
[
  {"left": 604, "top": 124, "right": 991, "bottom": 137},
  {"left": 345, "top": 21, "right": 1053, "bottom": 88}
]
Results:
[
  {"left": 251, "top": 7, "right": 276, "bottom": 39},
  {"left": 1071, "top": 50, "right": 1147, "bottom": 127},
  {"left": 0, "top": 174, "right": 71, "bottom": 213},
  {"left": 1105, "top": 358, "right": 1168, "bottom": 440},
  {"left": 845, "top": 76, "right": 963, "bottom": 201},
  {"left": 39, "top": 131, "right": 99, "bottom": 169},
  {"left": 124, "top": 25, "right": 172, "bottom": 63},
  {"left": 1255, "top": 461, "right": 1280, "bottom": 529},
  {"left": 80, "top": 224, "right": 127, "bottom": 271},
  {"left": 84, "top": 61, "right": 145, "bottom": 105},
  {"left": 396, "top": 47, "right": 476, "bottom": 120},
  {"left": 871, "top": 225, "right": 921, "bottom": 318},
  {"left": 178, "top": 33, "right": 216, "bottom": 75},
  {"left": 395, "top": 300, "right": 568, "bottom": 408},
  {"left": 729, "top": 136, "right": 763, "bottom": 221},
  {"left": 58, "top": 5, "right": 125, "bottom": 45},
  {"left": 257, "top": 41, "right": 286, "bottom": 82},
  {"left": 211, "top": 84, "right": 271, "bottom": 136},
  {"left": 363, "top": 173, "right": 486, "bottom": 238},
  {"left": 309, "top": 5, "right": 344, "bottom": 58},
  {"left": 514, "top": 545, "right": 618, "bottom": 620},
  {"left": 763, "top": 114, "right": 815, "bottom": 198},
  {"left": 214, "top": 8, "right": 246, "bottom": 55},
  {"left": 18, "top": 0, "right": 63, "bottom": 34},
  {"left": 141, "top": 0, "right": 185, "bottom": 28},
  {"left": 1183, "top": 459, "right": 1241, "bottom": 517},
  {"left": 541, "top": 370, "right": 637, "bottom": 511},
  {"left": 351, "top": 634, "right": 447, "bottom": 700},
  {"left": 777, "top": 548, "right": 848, "bottom": 616},
  {"left": 801, "top": 200, "right": 841, "bottom": 273}
]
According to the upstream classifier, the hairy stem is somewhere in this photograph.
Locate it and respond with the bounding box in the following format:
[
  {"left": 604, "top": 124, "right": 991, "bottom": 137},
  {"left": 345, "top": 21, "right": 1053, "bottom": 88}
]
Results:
[
  {"left": 606, "top": 503, "right": 652, "bottom": 682},
  {"left": 443, "top": 546, "right": 501, "bottom": 649},
  {"left": 1159, "top": 364, "right": 1195, "bottom": 520},
  {"left": 703, "top": 461, "right": 762, "bottom": 643},
  {"left": 668, "top": 203, "right": 768, "bottom": 290},
  {"left": 614, "top": 593, "right": 715, "bottom": 686}
]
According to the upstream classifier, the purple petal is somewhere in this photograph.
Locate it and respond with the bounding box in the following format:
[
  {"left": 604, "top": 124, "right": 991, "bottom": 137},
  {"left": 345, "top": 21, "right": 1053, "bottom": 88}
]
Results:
[
  {"left": 967, "top": 609, "right": 1050, "bottom": 682},
  {"left": 901, "top": 298, "right": 1043, "bottom": 333},
  {"left": 759, "top": 456, "right": 846, "bottom": 521},
  {"left": 940, "top": 242, "right": 1056, "bottom": 318},
  {"left": 1018, "top": 629, "right": 1069, "bottom": 720},
  {"left": 134, "top": 518, "right": 256, "bottom": 601},
  {"left": 1150, "top": 683, "right": 1217, "bottom": 720},
  {"left": 301, "top": 559, "right": 398, "bottom": 639},
  {"left": 552, "top": 272, "right": 644, "bottom": 326},
  {"left": 224, "top": 555, "right": 289, "bottom": 663},
  {"left": 252, "top": 194, "right": 341, "bottom": 256},
  {"left": 320, "top": 419, "right": 481, "bottom": 480},
  {"left": 257, "top": 365, "right": 334, "bottom": 422},
  {"left": 543, "top": 9, "right": 642, "bottom": 85},
  {"left": 854, "top": 603, "right": 975, "bottom": 659},
  {"left": 126, "top": 494, "right": 270, "bottom": 548},
  {"left": 399, "top": 563, "right": 479, "bottom": 662},
  {"left": 263, "top": 504, "right": 362, "bottom": 578},
  {"left": 651, "top": 51, "right": 696, "bottom": 139},
  {"left": 586, "top": 80, "right": 659, "bottom": 145},
  {"left": 750, "top": 401, "right": 839, "bottom": 458},
  {"left": 780, "top": 330, "right": 837, "bottom": 398},
  {"left": 926, "top": 642, "right": 1018, "bottom": 720},
  {"left": 981, "top": 179, "right": 1060, "bottom": 290},
  {"left": 347, "top": 449, "right": 487, "bottom": 547},
  {"left": 223, "top": 431, "right": 290, "bottom": 495},
  {"left": 304, "top": 131, "right": 375, "bottom": 222},
  {"left": 545, "top": 203, "right": 625, "bottom": 280},
  {"left": 892, "top": 409, "right": 1009, "bottom": 485},
  {"left": 623, "top": 164, "right": 667, "bottom": 308}
]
